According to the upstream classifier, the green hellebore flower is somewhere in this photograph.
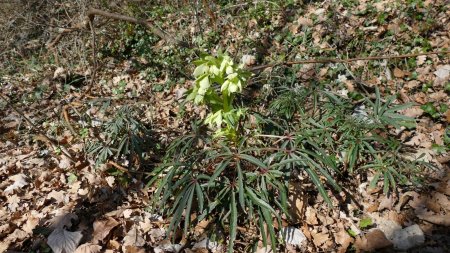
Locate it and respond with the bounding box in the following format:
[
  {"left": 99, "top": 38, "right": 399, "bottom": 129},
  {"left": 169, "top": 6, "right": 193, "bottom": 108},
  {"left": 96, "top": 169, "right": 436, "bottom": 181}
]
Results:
[
  {"left": 193, "top": 64, "right": 209, "bottom": 78},
  {"left": 198, "top": 76, "right": 210, "bottom": 95},
  {"left": 210, "top": 65, "right": 221, "bottom": 76},
  {"left": 205, "top": 110, "right": 223, "bottom": 128}
]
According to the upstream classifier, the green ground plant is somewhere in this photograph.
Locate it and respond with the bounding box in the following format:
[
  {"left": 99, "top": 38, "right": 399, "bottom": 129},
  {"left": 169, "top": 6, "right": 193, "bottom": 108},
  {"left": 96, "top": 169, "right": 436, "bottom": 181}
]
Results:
[
  {"left": 86, "top": 105, "right": 150, "bottom": 170},
  {"left": 148, "top": 53, "right": 434, "bottom": 251}
]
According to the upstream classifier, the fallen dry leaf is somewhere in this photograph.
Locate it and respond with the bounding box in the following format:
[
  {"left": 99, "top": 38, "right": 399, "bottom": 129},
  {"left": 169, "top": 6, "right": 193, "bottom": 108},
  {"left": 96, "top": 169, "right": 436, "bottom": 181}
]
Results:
[
  {"left": 305, "top": 207, "right": 319, "bottom": 225},
  {"left": 0, "top": 241, "right": 10, "bottom": 253},
  {"left": 22, "top": 215, "right": 39, "bottom": 234},
  {"left": 74, "top": 243, "right": 102, "bottom": 253},
  {"left": 7, "top": 194, "right": 20, "bottom": 212},
  {"left": 47, "top": 190, "right": 66, "bottom": 203},
  {"left": 401, "top": 106, "right": 424, "bottom": 118},
  {"left": 393, "top": 68, "right": 405, "bottom": 78},
  {"left": 124, "top": 245, "right": 145, "bottom": 253},
  {"left": 354, "top": 229, "right": 392, "bottom": 252},
  {"left": 49, "top": 212, "right": 78, "bottom": 229},
  {"left": 93, "top": 217, "right": 119, "bottom": 242},
  {"left": 4, "top": 173, "right": 28, "bottom": 194},
  {"left": 417, "top": 214, "right": 450, "bottom": 226},
  {"left": 47, "top": 228, "right": 83, "bottom": 253},
  {"left": 280, "top": 227, "right": 307, "bottom": 246},
  {"left": 8, "top": 229, "right": 28, "bottom": 241},
  {"left": 417, "top": 55, "right": 427, "bottom": 65},
  {"left": 434, "top": 65, "right": 450, "bottom": 79},
  {"left": 311, "top": 230, "right": 329, "bottom": 247},
  {"left": 123, "top": 226, "right": 145, "bottom": 247},
  {"left": 334, "top": 229, "right": 354, "bottom": 253},
  {"left": 378, "top": 195, "right": 395, "bottom": 211},
  {"left": 391, "top": 224, "right": 425, "bottom": 250}
]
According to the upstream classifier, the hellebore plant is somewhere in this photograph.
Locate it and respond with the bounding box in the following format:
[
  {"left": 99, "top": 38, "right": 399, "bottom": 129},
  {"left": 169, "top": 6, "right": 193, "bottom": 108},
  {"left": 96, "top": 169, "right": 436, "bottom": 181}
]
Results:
[{"left": 187, "top": 54, "right": 251, "bottom": 140}]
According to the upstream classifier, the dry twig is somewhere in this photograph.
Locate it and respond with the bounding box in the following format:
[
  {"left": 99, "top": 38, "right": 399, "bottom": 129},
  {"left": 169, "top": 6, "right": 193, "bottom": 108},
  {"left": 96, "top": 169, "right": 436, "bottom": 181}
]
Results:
[{"left": 86, "top": 8, "right": 190, "bottom": 48}]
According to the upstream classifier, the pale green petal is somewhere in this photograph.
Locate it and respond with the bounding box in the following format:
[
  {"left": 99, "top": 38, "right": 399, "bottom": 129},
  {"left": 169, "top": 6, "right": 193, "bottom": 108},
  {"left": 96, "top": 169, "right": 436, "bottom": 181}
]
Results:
[
  {"left": 215, "top": 111, "right": 223, "bottom": 128},
  {"left": 193, "top": 64, "right": 209, "bottom": 77},
  {"left": 221, "top": 80, "right": 230, "bottom": 92},
  {"left": 237, "top": 80, "right": 243, "bottom": 91},
  {"left": 194, "top": 94, "right": 203, "bottom": 104},
  {"left": 226, "top": 73, "right": 238, "bottom": 80},
  {"left": 229, "top": 82, "right": 238, "bottom": 93},
  {"left": 210, "top": 65, "right": 220, "bottom": 76},
  {"left": 199, "top": 76, "right": 210, "bottom": 90},
  {"left": 226, "top": 65, "right": 234, "bottom": 74},
  {"left": 220, "top": 59, "right": 228, "bottom": 72}
]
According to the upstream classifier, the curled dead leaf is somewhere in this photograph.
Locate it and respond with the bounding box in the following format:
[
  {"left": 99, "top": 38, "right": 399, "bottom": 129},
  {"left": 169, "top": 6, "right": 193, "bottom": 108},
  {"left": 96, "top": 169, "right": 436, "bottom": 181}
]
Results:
[
  {"left": 93, "top": 217, "right": 119, "bottom": 242},
  {"left": 393, "top": 68, "right": 405, "bottom": 78},
  {"left": 74, "top": 243, "right": 102, "bottom": 253},
  {"left": 354, "top": 229, "right": 392, "bottom": 252}
]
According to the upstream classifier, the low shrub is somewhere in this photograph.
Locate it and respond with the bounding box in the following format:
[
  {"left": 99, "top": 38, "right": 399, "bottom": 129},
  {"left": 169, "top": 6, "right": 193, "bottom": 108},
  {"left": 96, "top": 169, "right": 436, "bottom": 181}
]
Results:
[{"left": 148, "top": 54, "right": 433, "bottom": 251}]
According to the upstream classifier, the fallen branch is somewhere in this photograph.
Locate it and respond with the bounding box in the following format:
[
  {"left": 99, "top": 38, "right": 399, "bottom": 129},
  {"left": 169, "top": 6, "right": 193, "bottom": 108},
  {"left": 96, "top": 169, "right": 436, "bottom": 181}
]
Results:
[
  {"left": 86, "top": 8, "right": 190, "bottom": 48},
  {"left": 62, "top": 105, "right": 77, "bottom": 137},
  {"left": 46, "top": 22, "right": 88, "bottom": 48},
  {"left": 107, "top": 161, "right": 131, "bottom": 175},
  {"left": 249, "top": 50, "right": 450, "bottom": 71}
]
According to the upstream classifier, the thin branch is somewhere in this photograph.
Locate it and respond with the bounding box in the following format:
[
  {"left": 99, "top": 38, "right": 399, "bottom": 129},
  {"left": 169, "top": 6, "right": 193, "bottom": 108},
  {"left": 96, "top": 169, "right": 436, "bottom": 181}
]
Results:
[
  {"left": 249, "top": 50, "right": 450, "bottom": 71},
  {"left": 86, "top": 8, "right": 190, "bottom": 48}
]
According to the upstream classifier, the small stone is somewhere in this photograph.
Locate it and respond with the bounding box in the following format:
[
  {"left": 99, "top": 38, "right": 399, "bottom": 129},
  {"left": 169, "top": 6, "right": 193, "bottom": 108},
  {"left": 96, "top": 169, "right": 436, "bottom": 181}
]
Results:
[
  {"left": 391, "top": 224, "right": 425, "bottom": 250},
  {"left": 280, "top": 227, "right": 307, "bottom": 246}
]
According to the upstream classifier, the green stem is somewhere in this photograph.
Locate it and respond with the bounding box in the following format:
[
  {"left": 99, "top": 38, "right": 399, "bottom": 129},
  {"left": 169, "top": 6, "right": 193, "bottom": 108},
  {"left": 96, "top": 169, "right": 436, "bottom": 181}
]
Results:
[{"left": 222, "top": 91, "right": 232, "bottom": 112}]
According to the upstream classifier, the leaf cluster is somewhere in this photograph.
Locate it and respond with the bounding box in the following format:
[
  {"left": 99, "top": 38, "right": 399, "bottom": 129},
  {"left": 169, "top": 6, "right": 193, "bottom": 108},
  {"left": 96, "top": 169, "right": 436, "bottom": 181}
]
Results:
[
  {"left": 148, "top": 55, "right": 434, "bottom": 252},
  {"left": 86, "top": 106, "right": 150, "bottom": 168}
]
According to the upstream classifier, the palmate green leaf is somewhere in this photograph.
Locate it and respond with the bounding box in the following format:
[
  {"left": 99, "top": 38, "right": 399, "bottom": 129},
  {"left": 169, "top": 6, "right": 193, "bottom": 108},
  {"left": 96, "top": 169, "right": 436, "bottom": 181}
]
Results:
[
  {"left": 268, "top": 175, "right": 289, "bottom": 214},
  {"left": 369, "top": 172, "right": 381, "bottom": 189},
  {"left": 228, "top": 192, "right": 238, "bottom": 253},
  {"left": 383, "top": 172, "right": 390, "bottom": 194},
  {"left": 195, "top": 182, "right": 204, "bottom": 213},
  {"left": 387, "top": 169, "right": 397, "bottom": 191},
  {"left": 169, "top": 175, "right": 191, "bottom": 214},
  {"left": 258, "top": 209, "right": 268, "bottom": 248},
  {"left": 198, "top": 186, "right": 229, "bottom": 221},
  {"left": 184, "top": 183, "right": 196, "bottom": 235},
  {"left": 381, "top": 112, "right": 416, "bottom": 128},
  {"left": 374, "top": 87, "right": 381, "bottom": 118},
  {"left": 115, "top": 137, "right": 128, "bottom": 159},
  {"left": 168, "top": 186, "right": 193, "bottom": 240},
  {"left": 347, "top": 143, "right": 359, "bottom": 173},
  {"left": 208, "top": 160, "right": 230, "bottom": 186},
  {"left": 239, "top": 154, "right": 267, "bottom": 169},
  {"left": 298, "top": 152, "right": 341, "bottom": 192},
  {"left": 237, "top": 163, "right": 246, "bottom": 211},
  {"left": 387, "top": 102, "right": 415, "bottom": 112},
  {"left": 245, "top": 187, "right": 277, "bottom": 216},
  {"left": 379, "top": 94, "right": 395, "bottom": 115},
  {"left": 261, "top": 207, "right": 277, "bottom": 252},
  {"left": 303, "top": 165, "right": 333, "bottom": 206}
]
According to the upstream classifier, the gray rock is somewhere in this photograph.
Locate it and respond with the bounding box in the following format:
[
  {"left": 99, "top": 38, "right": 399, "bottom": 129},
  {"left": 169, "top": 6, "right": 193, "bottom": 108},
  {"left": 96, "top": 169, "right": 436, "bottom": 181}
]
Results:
[
  {"left": 280, "top": 227, "right": 307, "bottom": 246},
  {"left": 391, "top": 224, "right": 425, "bottom": 250}
]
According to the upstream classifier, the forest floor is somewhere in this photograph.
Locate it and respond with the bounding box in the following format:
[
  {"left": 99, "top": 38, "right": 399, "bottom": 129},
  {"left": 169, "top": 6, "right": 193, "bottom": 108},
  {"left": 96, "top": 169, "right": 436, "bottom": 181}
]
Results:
[{"left": 0, "top": 0, "right": 449, "bottom": 252}]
